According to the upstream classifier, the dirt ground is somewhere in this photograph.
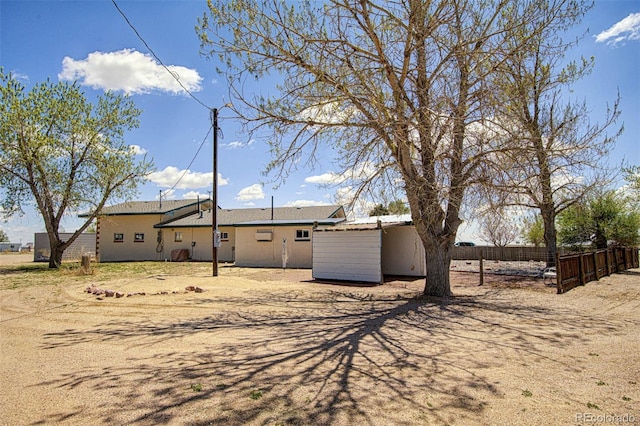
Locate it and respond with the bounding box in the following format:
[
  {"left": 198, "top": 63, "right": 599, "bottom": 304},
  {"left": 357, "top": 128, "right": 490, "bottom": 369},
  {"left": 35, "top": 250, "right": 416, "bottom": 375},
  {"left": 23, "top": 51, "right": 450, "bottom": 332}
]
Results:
[{"left": 1, "top": 253, "right": 639, "bottom": 425}]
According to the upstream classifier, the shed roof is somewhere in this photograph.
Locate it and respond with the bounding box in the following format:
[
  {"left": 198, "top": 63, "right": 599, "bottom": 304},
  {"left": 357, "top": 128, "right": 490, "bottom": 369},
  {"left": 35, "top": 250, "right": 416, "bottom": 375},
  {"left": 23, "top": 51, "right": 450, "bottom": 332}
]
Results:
[{"left": 314, "top": 214, "right": 413, "bottom": 232}]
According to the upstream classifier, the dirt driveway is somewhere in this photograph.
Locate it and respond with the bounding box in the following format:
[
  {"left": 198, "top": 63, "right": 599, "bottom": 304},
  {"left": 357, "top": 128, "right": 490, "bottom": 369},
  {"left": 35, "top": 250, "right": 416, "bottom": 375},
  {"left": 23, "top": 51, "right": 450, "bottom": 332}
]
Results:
[{"left": 0, "top": 255, "right": 638, "bottom": 425}]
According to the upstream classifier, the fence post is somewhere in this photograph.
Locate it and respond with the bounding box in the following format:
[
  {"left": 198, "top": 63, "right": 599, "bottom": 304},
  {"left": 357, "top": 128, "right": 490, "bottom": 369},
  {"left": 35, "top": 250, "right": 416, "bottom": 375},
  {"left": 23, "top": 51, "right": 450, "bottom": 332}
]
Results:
[
  {"left": 479, "top": 249, "right": 484, "bottom": 286},
  {"left": 556, "top": 252, "right": 562, "bottom": 294},
  {"left": 81, "top": 255, "right": 92, "bottom": 275}
]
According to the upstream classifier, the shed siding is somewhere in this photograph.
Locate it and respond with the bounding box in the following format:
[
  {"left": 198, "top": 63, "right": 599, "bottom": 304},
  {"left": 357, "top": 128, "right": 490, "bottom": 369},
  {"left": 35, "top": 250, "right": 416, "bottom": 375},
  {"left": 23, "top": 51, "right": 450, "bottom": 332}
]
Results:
[
  {"left": 34, "top": 233, "right": 96, "bottom": 262},
  {"left": 381, "top": 226, "right": 425, "bottom": 276},
  {"left": 312, "top": 230, "right": 382, "bottom": 283}
]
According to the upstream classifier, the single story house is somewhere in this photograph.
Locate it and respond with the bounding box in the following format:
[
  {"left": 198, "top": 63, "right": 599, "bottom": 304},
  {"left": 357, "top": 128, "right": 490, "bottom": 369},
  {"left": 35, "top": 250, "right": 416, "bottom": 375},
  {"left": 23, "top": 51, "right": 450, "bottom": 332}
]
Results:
[
  {"left": 83, "top": 199, "right": 346, "bottom": 267},
  {"left": 0, "top": 242, "right": 22, "bottom": 253},
  {"left": 82, "top": 199, "right": 213, "bottom": 262},
  {"left": 155, "top": 204, "right": 346, "bottom": 268},
  {"left": 312, "top": 214, "right": 426, "bottom": 283}
]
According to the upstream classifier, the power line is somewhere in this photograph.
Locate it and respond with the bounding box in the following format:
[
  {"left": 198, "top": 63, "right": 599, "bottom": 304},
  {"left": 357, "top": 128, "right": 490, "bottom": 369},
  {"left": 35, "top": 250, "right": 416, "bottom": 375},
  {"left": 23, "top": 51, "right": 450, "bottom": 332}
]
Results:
[
  {"left": 111, "top": 0, "right": 218, "bottom": 195},
  {"left": 165, "top": 124, "right": 214, "bottom": 195},
  {"left": 111, "top": 0, "right": 211, "bottom": 110}
]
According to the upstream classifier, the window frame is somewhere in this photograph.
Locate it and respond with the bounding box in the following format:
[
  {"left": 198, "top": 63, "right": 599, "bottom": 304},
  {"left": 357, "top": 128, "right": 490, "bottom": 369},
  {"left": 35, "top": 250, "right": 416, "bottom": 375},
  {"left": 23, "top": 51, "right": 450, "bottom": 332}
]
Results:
[
  {"left": 134, "top": 233, "right": 145, "bottom": 242},
  {"left": 113, "top": 233, "right": 124, "bottom": 243},
  {"left": 295, "top": 229, "right": 311, "bottom": 241}
]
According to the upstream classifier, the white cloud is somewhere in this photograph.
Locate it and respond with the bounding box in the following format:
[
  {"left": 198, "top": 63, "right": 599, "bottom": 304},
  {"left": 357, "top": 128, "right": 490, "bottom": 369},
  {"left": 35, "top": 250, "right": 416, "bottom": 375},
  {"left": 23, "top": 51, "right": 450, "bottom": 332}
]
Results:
[
  {"left": 159, "top": 189, "right": 176, "bottom": 200},
  {"left": 236, "top": 183, "right": 265, "bottom": 201},
  {"left": 595, "top": 12, "right": 640, "bottom": 46},
  {"left": 148, "top": 166, "right": 228, "bottom": 189},
  {"left": 58, "top": 49, "right": 203, "bottom": 94},
  {"left": 305, "top": 163, "right": 378, "bottom": 186},
  {"left": 298, "top": 102, "right": 356, "bottom": 124},
  {"left": 128, "top": 144, "right": 147, "bottom": 155},
  {"left": 182, "top": 190, "right": 210, "bottom": 199},
  {"left": 283, "top": 199, "right": 331, "bottom": 207},
  {"left": 305, "top": 172, "right": 345, "bottom": 185},
  {"left": 223, "top": 139, "right": 255, "bottom": 149},
  {"left": 225, "top": 141, "right": 245, "bottom": 149},
  {"left": 9, "top": 71, "right": 29, "bottom": 83}
]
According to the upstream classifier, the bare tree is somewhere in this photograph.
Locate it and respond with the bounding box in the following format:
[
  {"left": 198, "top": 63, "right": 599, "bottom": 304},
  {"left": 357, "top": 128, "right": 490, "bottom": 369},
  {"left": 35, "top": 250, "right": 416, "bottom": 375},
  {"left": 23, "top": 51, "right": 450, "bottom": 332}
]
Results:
[
  {"left": 484, "top": 1, "right": 622, "bottom": 265},
  {"left": 477, "top": 211, "right": 519, "bottom": 247},
  {"left": 197, "top": 0, "right": 591, "bottom": 297}
]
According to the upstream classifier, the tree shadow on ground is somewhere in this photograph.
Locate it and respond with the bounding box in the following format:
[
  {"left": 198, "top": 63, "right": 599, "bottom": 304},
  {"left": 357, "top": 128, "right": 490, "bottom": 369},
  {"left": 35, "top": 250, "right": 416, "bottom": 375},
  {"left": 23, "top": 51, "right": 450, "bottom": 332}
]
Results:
[{"left": 35, "top": 288, "right": 618, "bottom": 425}]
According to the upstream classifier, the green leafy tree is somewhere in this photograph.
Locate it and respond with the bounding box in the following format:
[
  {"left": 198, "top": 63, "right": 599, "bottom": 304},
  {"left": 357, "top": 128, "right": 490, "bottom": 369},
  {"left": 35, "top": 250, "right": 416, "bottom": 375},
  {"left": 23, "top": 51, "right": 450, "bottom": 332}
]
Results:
[
  {"left": 0, "top": 228, "right": 8, "bottom": 242},
  {"left": 368, "top": 199, "right": 408, "bottom": 216},
  {"left": 197, "top": 0, "right": 592, "bottom": 297},
  {"left": 0, "top": 72, "right": 154, "bottom": 268},
  {"left": 521, "top": 214, "right": 545, "bottom": 248},
  {"left": 368, "top": 204, "right": 389, "bottom": 217},
  {"left": 558, "top": 191, "right": 640, "bottom": 250},
  {"left": 388, "top": 200, "right": 410, "bottom": 215}
]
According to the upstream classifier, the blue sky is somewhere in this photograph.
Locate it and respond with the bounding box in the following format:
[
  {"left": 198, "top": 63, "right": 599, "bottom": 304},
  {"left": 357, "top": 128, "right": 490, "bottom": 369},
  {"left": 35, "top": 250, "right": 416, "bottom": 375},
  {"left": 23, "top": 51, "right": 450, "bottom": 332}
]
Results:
[{"left": 1, "top": 0, "right": 639, "bottom": 245}]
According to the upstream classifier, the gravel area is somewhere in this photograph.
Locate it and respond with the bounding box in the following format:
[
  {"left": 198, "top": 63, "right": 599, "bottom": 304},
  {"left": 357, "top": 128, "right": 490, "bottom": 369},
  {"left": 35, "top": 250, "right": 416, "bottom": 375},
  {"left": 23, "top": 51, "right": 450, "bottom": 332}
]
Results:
[{"left": 1, "top": 254, "right": 638, "bottom": 425}]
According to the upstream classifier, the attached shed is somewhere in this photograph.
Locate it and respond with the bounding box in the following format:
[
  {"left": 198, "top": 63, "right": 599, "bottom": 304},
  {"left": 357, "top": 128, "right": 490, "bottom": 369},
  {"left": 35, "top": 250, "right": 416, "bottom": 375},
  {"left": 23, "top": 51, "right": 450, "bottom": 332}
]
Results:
[{"left": 312, "top": 215, "right": 426, "bottom": 284}]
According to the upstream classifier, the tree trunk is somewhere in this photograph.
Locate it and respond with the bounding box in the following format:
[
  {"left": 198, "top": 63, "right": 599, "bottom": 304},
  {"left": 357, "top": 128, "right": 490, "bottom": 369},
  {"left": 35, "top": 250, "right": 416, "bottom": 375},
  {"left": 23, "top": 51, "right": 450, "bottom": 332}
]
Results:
[
  {"left": 542, "top": 209, "right": 557, "bottom": 267},
  {"left": 423, "top": 244, "right": 453, "bottom": 298},
  {"left": 48, "top": 242, "right": 64, "bottom": 269}
]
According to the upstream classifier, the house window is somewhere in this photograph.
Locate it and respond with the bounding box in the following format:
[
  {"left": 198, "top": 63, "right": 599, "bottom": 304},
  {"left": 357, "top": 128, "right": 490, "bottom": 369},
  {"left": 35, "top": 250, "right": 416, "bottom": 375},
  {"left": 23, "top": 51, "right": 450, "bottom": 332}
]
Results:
[
  {"left": 174, "top": 231, "right": 183, "bottom": 242},
  {"left": 134, "top": 233, "right": 145, "bottom": 242},
  {"left": 221, "top": 232, "right": 229, "bottom": 241},
  {"left": 114, "top": 233, "right": 124, "bottom": 242},
  {"left": 295, "top": 229, "right": 310, "bottom": 241}
]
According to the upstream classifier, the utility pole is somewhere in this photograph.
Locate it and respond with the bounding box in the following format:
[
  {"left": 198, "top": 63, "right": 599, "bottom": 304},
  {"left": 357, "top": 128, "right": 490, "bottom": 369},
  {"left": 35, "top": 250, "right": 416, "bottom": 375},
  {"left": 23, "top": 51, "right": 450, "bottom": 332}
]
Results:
[{"left": 212, "top": 107, "right": 219, "bottom": 276}]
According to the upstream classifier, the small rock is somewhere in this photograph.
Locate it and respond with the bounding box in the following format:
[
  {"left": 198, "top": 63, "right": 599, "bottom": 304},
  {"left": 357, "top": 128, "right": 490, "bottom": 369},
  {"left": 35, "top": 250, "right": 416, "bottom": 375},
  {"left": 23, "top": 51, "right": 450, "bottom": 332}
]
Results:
[
  {"left": 115, "top": 292, "right": 124, "bottom": 298},
  {"left": 194, "top": 287, "right": 204, "bottom": 293},
  {"left": 105, "top": 289, "right": 115, "bottom": 297},
  {"left": 185, "top": 286, "right": 196, "bottom": 291}
]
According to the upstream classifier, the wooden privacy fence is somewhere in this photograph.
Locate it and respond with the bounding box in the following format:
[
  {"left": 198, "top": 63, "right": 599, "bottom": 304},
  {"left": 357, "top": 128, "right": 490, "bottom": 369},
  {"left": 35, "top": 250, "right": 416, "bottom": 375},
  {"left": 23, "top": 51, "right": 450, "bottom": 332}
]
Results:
[
  {"left": 556, "top": 247, "right": 639, "bottom": 294},
  {"left": 453, "top": 246, "right": 551, "bottom": 262}
]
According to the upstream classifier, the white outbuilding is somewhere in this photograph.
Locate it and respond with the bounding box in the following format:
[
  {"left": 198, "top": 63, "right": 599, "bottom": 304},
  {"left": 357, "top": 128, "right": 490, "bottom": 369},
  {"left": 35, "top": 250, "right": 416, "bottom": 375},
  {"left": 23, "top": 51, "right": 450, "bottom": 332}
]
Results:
[{"left": 312, "top": 215, "right": 426, "bottom": 284}]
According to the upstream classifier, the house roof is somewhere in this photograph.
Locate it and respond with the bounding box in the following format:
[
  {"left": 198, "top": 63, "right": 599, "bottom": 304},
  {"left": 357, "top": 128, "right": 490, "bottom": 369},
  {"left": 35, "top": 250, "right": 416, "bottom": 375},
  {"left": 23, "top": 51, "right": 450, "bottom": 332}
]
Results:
[
  {"left": 80, "top": 199, "right": 211, "bottom": 217},
  {"left": 234, "top": 217, "right": 346, "bottom": 227},
  {"left": 155, "top": 205, "right": 346, "bottom": 228}
]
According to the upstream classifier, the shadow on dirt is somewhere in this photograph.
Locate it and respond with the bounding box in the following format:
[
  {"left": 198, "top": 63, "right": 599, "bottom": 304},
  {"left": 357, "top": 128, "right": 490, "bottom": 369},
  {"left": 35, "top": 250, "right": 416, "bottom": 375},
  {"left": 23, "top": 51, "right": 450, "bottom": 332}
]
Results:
[{"left": 35, "top": 290, "right": 614, "bottom": 425}]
